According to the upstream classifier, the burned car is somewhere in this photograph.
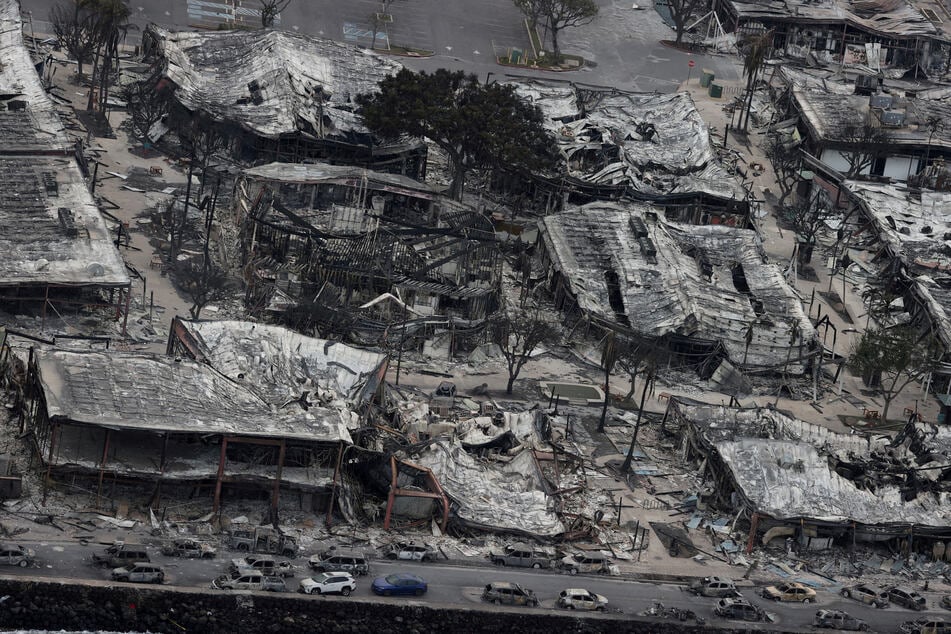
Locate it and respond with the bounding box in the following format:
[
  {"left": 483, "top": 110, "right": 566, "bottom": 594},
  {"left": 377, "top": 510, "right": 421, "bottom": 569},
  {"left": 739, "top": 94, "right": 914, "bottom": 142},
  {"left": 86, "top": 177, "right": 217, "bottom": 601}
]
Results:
[
  {"left": 900, "top": 618, "right": 951, "bottom": 634},
  {"left": 813, "top": 609, "right": 869, "bottom": 631},
  {"left": 687, "top": 576, "right": 740, "bottom": 598},
  {"left": 482, "top": 581, "right": 538, "bottom": 606},
  {"left": 229, "top": 555, "right": 295, "bottom": 577},
  {"left": 111, "top": 562, "right": 165, "bottom": 584},
  {"left": 559, "top": 552, "right": 610, "bottom": 575},
  {"left": 557, "top": 588, "right": 608, "bottom": 611},
  {"left": 889, "top": 586, "right": 927, "bottom": 611},
  {"left": 212, "top": 572, "right": 285, "bottom": 592},
  {"left": 489, "top": 543, "right": 555, "bottom": 569},
  {"left": 161, "top": 538, "right": 216, "bottom": 559},
  {"left": 761, "top": 581, "right": 816, "bottom": 603},
  {"left": 714, "top": 597, "right": 766, "bottom": 622},
  {"left": 0, "top": 544, "right": 35, "bottom": 568},
  {"left": 383, "top": 541, "right": 439, "bottom": 562},
  {"left": 840, "top": 583, "right": 888, "bottom": 608}
]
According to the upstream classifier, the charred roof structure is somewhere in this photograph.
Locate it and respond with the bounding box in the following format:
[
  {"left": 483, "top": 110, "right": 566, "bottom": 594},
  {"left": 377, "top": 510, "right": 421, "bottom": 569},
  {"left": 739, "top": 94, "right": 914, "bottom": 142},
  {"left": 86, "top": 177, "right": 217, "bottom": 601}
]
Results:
[
  {"left": 236, "top": 162, "right": 502, "bottom": 343},
  {"left": 141, "top": 25, "right": 426, "bottom": 176},
  {"left": 502, "top": 78, "right": 749, "bottom": 224},
  {"left": 25, "top": 321, "right": 389, "bottom": 516},
  {"left": 669, "top": 398, "right": 951, "bottom": 548},
  {"left": 0, "top": 2, "right": 130, "bottom": 325},
  {"left": 712, "top": 0, "right": 951, "bottom": 71},
  {"left": 538, "top": 201, "right": 817, "bottom": 376}
]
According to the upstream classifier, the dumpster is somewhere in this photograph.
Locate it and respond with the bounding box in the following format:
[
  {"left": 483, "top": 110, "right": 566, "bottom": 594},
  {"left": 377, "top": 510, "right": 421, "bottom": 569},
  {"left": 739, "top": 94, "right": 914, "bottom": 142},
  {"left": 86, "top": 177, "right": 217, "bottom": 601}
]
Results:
[
  {"left": 700, "top": 69, "right": 715, "bottom": 87},
  {"left": 708, "top": 83, "right": 723, "bottom": 98}
]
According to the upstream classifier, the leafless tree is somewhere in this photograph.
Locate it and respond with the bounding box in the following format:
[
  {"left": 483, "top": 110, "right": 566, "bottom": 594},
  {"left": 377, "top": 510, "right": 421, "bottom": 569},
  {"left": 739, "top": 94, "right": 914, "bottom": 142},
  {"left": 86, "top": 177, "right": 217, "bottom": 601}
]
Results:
[
  {"left": 539, "top": 0, "right": 598, "bottom": 61},
  {"left": 260, "top": 0, "right": 292, "bottom": 28},
  {"left": 739, "top": 31, "right": 772, "bottom": 131},
  {"left": 489, "top": 305, "right": 559, "bottom": 394},
  {"left": 598, "top": 330, "right": 618, "bottom": 432},
  {"left": 838, "top": 123, "right": 893, "bottom": 178},
  {"left": 666, "top": 0, "right": 707, "bottom": 46},
  {"left": 120, "top": 79, "right": 169, "bottom": 140},
  {"left": 173, "top": 257, "right": 236, "bottom": 320},
  {"left": 50, "top": 0, "right": 98, "bottom": 80},
  {"left": 764, "top": 134, "right": 801, "bottom": 208},
  {"left": 513, "top": 0, "right": 545, "bottom": 31}
]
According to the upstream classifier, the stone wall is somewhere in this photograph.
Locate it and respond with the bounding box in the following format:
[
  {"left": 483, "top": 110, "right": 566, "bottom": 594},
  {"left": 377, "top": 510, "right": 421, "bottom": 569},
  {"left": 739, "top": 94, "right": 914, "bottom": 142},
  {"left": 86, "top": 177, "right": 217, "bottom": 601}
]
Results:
[{"left": 0, "top": 577, "right": 799, "bottom": 633}]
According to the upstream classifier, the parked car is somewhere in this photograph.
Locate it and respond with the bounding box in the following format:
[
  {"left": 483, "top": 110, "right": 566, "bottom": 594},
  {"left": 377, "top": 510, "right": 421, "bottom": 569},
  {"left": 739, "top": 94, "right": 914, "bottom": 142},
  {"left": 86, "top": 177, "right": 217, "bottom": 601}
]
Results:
[
  {"left": 229, "top": 555, "right": 295, "bottom": 578},
  {"left": 761, "top": 581, "right": 817, "bottom": 603},
  {"left": 489, "top": 543, "right": 555, "bottom": 569},
  {"left": 900, "top": 618, "right": 951, "bottom": 634},
  {"left": 942, "top": 595, "right": 951, "bottom": 611},
  {"left": 813, "top": 609, "right": 869, "bottom": 631},
  {"left": 92, "top": 543, "right": 149, "bottom": 568},
  {"left": 687, "top": 576, "right": 741, "bottom": 598},
  {"left": 0, "top": 544, "right": 34, "bottom": 568},
  {"left": 383, "top": 541, "right": 438, "bottom": 562},
  {"left": 308, "top": 549, "right": 369, "bottom": 576},
  {"left": 557, "top": 588, "right": 608, "bottom": 611},
  {"left": 298, "top": 572, "right": 356, "bottom": 596},
  {"left": 559, "top": 552, "right": 610, "bottom": 575},
  {"left": 371, "top": 573, "right": 427, "bottom": 597},
  {"left": 714, "top": 597, "right": 766, "bottom": 621},
  {"left": 111, "top": 563, "right": 165, "bottom": 584},
  {"left": 482, "top": 581, "right": 539, "bottom": 606},
  {"left": 840, "top": 583, "right": 889, "bottom": 608},
  {"left": 889, "top": 586, "right": 928, "bottom": 611},
  {"left": 212, "top": 572, "right": 286, "bottom": 592},
  {"left": 228, "top": 526, "right": 299, "bottom": 557},
  {"left": 161, "top": 538, "right": 216, "bottom": 559}
]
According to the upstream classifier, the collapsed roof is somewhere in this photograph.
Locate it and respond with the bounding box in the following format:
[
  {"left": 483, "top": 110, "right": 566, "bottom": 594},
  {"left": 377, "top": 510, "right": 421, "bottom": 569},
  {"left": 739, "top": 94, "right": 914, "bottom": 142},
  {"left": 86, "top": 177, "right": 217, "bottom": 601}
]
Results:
[
  {"left": 242, "top": 162, "right": 439, "bottom": 199},
  {"left": 506, "top": 78, "right": 747, "bottom": 205},
  {"left": 842, "top": 180, "right": 951, "bottom": 349},
  {"left": 34, "top": 348, "right": 354, "bottom": 443},
  {"left": 145, "top": 25, "right": 403, "bottom": 141},
  {"left": 539, "top": 201, "right": 816, "bottom": 373},
  {"left": 170, "top": 318, "right": 388, "bottom": 406}
]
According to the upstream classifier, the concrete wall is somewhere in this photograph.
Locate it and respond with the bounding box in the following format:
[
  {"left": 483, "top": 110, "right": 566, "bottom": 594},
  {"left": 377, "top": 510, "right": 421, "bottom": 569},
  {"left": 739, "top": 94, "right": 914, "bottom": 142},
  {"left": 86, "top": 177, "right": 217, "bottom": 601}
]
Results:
[{"left": 0, "top": 576, "right": 801, "bottom": 633}]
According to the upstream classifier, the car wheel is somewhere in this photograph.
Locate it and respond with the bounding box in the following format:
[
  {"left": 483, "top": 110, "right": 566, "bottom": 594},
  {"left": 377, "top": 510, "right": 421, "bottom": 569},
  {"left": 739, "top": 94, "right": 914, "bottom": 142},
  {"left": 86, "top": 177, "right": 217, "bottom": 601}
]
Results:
[
  {"left": 496, "top": 560, "right": 505, "bottom": 566},
  {"left": 493, "top": 598, "right": 501, "bottom": 605},
  {"left": 596, "top": 606, "right": 605, "bottom": 612},
  {"left": 801, "top": 598, "right": 810, "bottom": 604},
  {"left": 414, "top": 589, "right": 424, "bottom": 597},
  {"left": 841, "top": 589, "right": 850, "bottom": 597},
  {"left": 387, "top": 553, "right": 397, "bottom": 560},
  {"left": 115, "top": 577, "right": 128, "bottom": 582},
  {"left": 157, "top": 574, "right": 164, "bottom": 583},
  {"left": 17, "top": 560, "right": 27, "bottom": 568},
  {"left": 569, "top": 568, "right": 577, "bottom": 575},
  {"left": 342, "top": 587, "right": 351, "bottom": 597},
  {"left": 383, "top": 590, "right": 392, "bottom": 597},
  {"left": 237, "top": 544, "right": 249, "bottom": 552},
  {"left": 568, "top": 605, "right": 576, "bottom": 610},
  {"left": 532, "top": 563, "right": 541, "bottom": 569}
]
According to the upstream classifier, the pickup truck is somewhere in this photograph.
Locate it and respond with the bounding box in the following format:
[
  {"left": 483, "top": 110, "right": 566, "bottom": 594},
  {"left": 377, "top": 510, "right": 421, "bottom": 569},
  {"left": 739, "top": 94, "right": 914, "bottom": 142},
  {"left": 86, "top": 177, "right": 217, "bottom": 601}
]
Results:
[
  {"left": 212, "top": 572, "right": 286, "bottom": 592},
  {"left": 489, "top": 543, "right": 554, "bottom": 569}
]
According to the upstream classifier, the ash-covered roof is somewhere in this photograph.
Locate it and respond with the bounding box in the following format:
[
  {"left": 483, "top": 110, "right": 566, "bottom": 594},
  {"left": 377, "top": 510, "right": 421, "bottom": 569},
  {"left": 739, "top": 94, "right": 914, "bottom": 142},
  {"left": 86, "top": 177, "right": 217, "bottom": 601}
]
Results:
[
  {"left": 539, "top": 201, "right": 816, "bottom": 372},
  {"left": 148, "top": 26, "right": 403, "bottom": 140},
  {"left": 717, "top": 438, "right": 951, "bottom": 527},
  {"left": 242, "top": 162, "right": 438, "bottom": 199},
  {"left": 0, "top": 156, "right": 129, "bottom": 288},
  {"left": 174, "top": 319, "right": 387, "bottom": 406},
  {"left": 35, "top": 348, "right": 353, "bottom": 443},
  {"left": 0, "top": 1, "right": 69, "bottom": 154},
  {"left": 506, "top": 78, "right": 747, "bottom": 204}
]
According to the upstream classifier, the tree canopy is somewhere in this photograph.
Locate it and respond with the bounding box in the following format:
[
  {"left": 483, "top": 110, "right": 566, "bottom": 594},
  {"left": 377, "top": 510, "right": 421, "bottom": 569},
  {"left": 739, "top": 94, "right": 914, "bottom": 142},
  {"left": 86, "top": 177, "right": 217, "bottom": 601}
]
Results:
[
  {"left": 540, "top": 0, "right": 598, "bottom": 60},
  {"left": 357, "top": 69, "right": 557, "bottom": 200}
]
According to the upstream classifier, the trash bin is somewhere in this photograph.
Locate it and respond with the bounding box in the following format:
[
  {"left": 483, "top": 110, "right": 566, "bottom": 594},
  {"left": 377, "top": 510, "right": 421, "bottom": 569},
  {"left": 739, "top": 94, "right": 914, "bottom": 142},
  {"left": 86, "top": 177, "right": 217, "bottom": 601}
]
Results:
[
  {"left": 708, "top": 83, "right": 723, "bottom": 98},
  {"left": 700, "top": 69, "right": 715, "bottom": 87}
]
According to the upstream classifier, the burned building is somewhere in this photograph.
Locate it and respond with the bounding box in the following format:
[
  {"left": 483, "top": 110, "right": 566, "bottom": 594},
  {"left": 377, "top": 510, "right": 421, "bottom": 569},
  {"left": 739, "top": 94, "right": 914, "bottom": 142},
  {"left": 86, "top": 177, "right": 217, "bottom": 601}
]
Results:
[
  {"left": 0, "top": 1, "right": 130, "bottom": 326},
  {"left": 538, "top": 201, "right": 817, "bottom": 376},
  {"left": 236, "top": 162, "right": 502, "bottom": 343},
  {"left": 669, "top": 398, "right": 951, "bottom": 551},
  {"left": 141, "top": 25, "right": 426, "bottom": 176},
  {"left": 25, "top": 320, "right": 388, "bottom": 515},
  {"left": 503, "top": 78, "right": 749, "bottom": 224},
  {"left": 712, "top": 0, "right": 951, "bottom": 72}
]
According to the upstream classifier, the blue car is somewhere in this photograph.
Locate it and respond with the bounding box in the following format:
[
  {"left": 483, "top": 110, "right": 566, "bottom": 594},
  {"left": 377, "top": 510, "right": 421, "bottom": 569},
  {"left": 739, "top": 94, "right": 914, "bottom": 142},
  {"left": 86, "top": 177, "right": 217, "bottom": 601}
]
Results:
[{"left": 371, "top": 573, "right": 427, "bottom": 597}]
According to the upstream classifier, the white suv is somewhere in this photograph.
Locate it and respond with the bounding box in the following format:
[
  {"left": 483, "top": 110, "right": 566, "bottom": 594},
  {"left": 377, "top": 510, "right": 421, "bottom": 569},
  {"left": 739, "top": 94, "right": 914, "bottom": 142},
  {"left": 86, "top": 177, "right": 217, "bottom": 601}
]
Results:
[
  {"left": 299, "top": 572, "right": 357, "bottom": 596},
  {"left": 557, "top": 588, "right": 608, "bottom": 611}
]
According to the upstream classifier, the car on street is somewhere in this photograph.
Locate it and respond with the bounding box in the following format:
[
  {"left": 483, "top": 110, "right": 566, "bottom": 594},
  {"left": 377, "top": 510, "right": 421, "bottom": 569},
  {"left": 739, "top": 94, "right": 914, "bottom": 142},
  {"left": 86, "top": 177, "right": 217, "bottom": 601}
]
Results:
[
  {"left": 714, "top": 597, "right": 766, "bottom": 621},
  {"left": 229, "top": 555, "right": 295, "bottom": 577},
  {"left": 559, "top": 552, "right": 610, "bottom": 575},
  {"left": 900, "top": 617, "right": 951, "bottom": 634},
  {"left": 556, "top": 588, "right": 608, "bottom": 611},
  {"left": 92, "top": 543, "right": 149, "bottom": 568},
  {"left": 761, "top": 581, "right": 817, "bottom": 603},
  {"left": 889, "top": 586, "right": 928, "bottom": 611},
  {"left": 0, "top": 544, "right": 34, "bottom": 567},
  {"left": 687, "top": 576, "right": 741, "bottom": 598},
  {"left": 111, "top": 563, "right": 165, "bottom": 584},
  {"left": 212, "top": 572, "right": 286, "bottom": 592},
  {"left": 383, "top": 541, "right": 439, "bottom": 562},
  {"left": 489, "top": 543, "right": 555, "bottom": 569},
  {"left": 813, "top": 609, "right": 869, "bottom": 631},
  {"left": 298, "top": 572, "right": 356, "bottom": 596},
  {"left": 371, "top": 573, "right": 427, "bottom": 597},
  {"left": 942, "top": 595, "right": 951, "bottom": 611},
  {"left": 840, "top": 583, "right": 889, "bottom": 608},
  {"left": 482, "top": 581, "right": 539, "bottom": 606},
  {"left": 161, "top": 538, "right": 216, "bottom": 559},
  {"left": 308, "top": 549, "right": 370, "bottom": 576}
]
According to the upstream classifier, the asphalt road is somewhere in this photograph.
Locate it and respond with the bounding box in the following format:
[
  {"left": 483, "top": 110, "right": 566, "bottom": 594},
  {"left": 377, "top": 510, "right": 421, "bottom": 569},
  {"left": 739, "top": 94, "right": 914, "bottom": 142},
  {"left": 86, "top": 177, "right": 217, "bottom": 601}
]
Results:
[
  {"left": 5, "top": 537, "right": 947, "bottom": 632},
  {"left": 21, "top": 0, "right": 739, "bottom": 93}
]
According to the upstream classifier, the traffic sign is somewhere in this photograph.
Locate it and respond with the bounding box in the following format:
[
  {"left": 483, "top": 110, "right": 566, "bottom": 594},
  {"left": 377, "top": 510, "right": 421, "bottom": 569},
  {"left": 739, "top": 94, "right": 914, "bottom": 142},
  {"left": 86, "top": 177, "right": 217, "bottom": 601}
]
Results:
[{"left": 688, "top": 59, "right": 695, "bottom": 68}]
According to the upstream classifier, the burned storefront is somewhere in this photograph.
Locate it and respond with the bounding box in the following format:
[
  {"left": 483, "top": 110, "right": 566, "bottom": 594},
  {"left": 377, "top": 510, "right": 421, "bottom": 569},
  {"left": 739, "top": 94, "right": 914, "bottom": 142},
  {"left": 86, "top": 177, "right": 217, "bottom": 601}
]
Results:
[
  {"left": 140, "top": 26, "right": 426, "bottom": 176},
  {"left": 237, "top": 162, "right": 502, "bottom": 345},
  {"left": 538, "top": 201, "right": 817, "bottom": 380},
  {"left": 501, "top": 78, "right": 750, "bottom": 225}
]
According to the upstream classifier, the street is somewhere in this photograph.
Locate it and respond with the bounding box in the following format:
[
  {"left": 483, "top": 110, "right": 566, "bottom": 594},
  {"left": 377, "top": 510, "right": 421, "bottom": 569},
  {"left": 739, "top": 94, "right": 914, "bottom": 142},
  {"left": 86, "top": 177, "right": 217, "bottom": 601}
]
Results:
[{"left": 4, "top": 536, "right": 944, "bottom": 632}]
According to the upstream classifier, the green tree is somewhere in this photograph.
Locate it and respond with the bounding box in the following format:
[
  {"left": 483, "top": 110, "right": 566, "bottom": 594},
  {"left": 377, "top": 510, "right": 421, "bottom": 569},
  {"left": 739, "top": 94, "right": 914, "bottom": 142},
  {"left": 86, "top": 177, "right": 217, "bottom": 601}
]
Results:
[
  {"left": 540, "top": 0, "right": 598, "bottom": 61},
  {"left": 357, "top": 69, "right": 556, "bottom": 200},
  {"left": 849, "top": 325, "right": 941, "bottom": 421}
]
